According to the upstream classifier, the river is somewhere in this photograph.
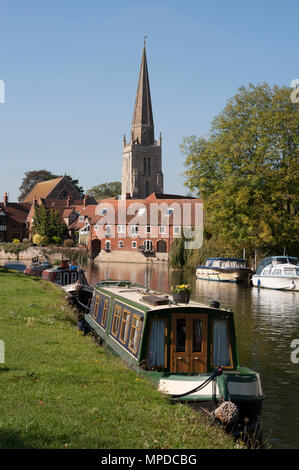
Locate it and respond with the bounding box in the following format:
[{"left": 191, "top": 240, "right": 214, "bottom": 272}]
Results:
[
  {"left": 83, "top": 261, "right": 299, "bottom": 449},
  {"left": 1, "top": 259, "right": 298, "bottom": 448}
]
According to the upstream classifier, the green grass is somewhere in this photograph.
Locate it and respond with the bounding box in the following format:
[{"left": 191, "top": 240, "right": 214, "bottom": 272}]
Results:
[{"left": 0, "top": 268, "right": 236, "bottom": 449}]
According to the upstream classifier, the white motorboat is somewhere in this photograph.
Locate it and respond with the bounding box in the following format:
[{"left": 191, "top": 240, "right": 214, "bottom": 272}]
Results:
[
  {"left": 196, "top": 258, "right": 252, "bottom": 283},
  {"left": 252, "top": 256, "right": 299, "bottom": 291}
]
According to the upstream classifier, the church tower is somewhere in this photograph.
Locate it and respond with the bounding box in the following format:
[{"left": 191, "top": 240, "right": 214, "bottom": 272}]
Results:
[{"left": 121, "top": 42, "right": 163, "bottom": 199}]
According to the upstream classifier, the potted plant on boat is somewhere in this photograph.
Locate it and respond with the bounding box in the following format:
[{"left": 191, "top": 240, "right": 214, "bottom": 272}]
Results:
[{"left": 171, "top": 284, "right": 191, "bottom": 304}]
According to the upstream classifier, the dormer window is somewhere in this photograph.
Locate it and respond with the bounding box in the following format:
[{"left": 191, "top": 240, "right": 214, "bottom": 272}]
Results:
[{"left": 79, "top": 215, "right": 84, "bottom": 222}]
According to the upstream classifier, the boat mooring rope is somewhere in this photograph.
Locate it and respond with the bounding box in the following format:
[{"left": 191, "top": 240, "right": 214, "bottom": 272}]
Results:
[{"left": 172, "top": 367, "right": 223, "bottom": 399}]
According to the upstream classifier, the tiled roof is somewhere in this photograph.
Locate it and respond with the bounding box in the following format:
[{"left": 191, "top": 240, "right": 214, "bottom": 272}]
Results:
[
  {"left": 22, "top": 177, "right": 64, "bottom": 202},
  {"left": 0, "top": 203, "right": 31, "bottom": 224}
]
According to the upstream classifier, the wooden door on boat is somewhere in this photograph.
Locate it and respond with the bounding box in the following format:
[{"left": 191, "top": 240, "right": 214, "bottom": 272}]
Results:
[{"left": 171, "top": 314, "right": 207, "bottom": 373}]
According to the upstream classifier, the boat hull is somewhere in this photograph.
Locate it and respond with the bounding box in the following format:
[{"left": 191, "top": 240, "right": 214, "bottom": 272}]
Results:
[
  {"left": 252, "top": 275, "right": 298, "bottom": 291},
  {"left": 196, "top": 268, "right": 251, "bottom": 282}
]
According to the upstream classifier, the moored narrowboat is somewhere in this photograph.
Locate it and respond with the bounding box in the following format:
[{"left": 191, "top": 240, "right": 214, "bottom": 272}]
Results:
[
  {"left": 84, "top": 280, "right": 264, "bottom": 433},
  {"left": 24, "top": 259, "right": 88, "bottom": 289}
]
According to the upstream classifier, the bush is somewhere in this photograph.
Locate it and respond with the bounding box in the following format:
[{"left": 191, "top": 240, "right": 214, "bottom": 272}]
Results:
[
  {"left": 22, "top": 238, "right": 30, "bottom": 243},
  {"left": 33, "top": 234, "right": 49, "bottom": 246},
  {"left": 51, "top": 236, "right": 62, "bottom": 246},
  {"left": 64, "top": 239, "right": 75, "bottom": 247}
]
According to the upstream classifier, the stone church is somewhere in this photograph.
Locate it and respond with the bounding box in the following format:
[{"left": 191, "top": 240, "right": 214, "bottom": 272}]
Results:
[{"left": 121, "top": 43, "right": 164, "bottom": 199}]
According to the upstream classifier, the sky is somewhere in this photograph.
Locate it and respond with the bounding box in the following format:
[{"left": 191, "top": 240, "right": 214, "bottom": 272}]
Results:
[{"left": 0, "top": 0, "right": 298, "bottom": 201}]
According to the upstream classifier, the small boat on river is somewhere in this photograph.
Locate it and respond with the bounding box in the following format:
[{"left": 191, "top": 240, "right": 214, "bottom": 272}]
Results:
[
  {"left": 84, "top": 280, "right": 264, "bottom": 432},
  {"left": 24, "top": 259, "right": 89, "bottom": 290},
  {"left": 196, "top": 258, "right": 252, "bottom": 283},
  {"left": 252, "top": 256, "right": 299, "bottom": 291}
]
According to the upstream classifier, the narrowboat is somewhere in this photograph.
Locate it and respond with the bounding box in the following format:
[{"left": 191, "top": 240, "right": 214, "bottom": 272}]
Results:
[
  {"left": 196, "top": 258, "right": 252, "bottom": 283},
  {"left": 85, "top": 280, "right": 264, "bottom": 432},
  {"left": 24, "top": 259, "right": 89, "bottom": 289},
  {"left": 252, "top": 256, "right": 299, "bottom": 291}
]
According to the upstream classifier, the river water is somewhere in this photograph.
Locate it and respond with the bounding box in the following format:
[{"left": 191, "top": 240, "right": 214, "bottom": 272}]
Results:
[
  {"left": 83, "top": 261, "right": 299, "bottom": 450},
  {"left": 1, "top": 259, "right": 298, "bottom": 448}
]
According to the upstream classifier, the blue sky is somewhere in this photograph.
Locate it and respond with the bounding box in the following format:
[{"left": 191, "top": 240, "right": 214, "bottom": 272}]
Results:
[{"left": 0, "top": 0, "right": 298, "bottom": 201}]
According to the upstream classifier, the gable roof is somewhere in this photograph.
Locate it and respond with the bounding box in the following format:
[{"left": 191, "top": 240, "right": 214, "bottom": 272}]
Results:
[{"left": 22, "top": 177, "right": 64, "bottom": 203}]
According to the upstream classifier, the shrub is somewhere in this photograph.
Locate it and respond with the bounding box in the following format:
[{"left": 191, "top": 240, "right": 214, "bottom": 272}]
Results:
[
  {"left": 64, "top": 239, "right": 75, "bottom": 248},
  {"left": 51, "top": 236, "right": 62, "bottom": 246},
  {"left": 33, "top": 234, "right": 49, "bottom": 246},
  {"left": 22, "top": 238, "right": 30, "bottom": 243}
]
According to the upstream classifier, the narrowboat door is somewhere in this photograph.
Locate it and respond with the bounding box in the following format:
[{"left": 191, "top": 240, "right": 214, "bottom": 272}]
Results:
[{"left": 171, "top": 313, "right": 207, "bottom": 373}]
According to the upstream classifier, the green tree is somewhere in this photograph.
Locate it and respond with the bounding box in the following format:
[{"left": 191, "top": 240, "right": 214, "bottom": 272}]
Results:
[
  {"left": 87, "top": 182, "right": 121, "bottom": 199},
  {"left": 32, "top": 205, "right": 66, "bottom": 240},
  {"left": 182, "top": 83, "right": 299, "bottom": 260}
]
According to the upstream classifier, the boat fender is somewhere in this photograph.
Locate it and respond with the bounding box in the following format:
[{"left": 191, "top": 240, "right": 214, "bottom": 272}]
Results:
[
  {"left": 257, "top": 279, "right": 261, "bottom": 287},
  {"left": 213, "top": 401, "right": 239, "bottom": 426}
]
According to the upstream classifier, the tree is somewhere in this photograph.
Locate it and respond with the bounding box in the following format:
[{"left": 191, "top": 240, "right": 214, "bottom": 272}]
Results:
[
  {"left": 32, "top": 204, "right": 67, "bottom": 240},
  {"left": 182, "top": 83, "right": 299, "bottom": 260},
  {"left": 18, "top": 170, "right": 84, "bottom": 201},
  {"left": 87, "top": 182, "right": 121, "bottom": 199}
]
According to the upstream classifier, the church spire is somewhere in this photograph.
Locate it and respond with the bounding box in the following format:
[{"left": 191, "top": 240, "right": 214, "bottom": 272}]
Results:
[{"left": 131, "top": 39, "right": 154, "bottom": 146}]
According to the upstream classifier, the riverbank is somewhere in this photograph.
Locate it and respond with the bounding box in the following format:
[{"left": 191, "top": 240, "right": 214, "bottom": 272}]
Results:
[{"left": 0, "top": 268, "right": 236, "bottom": 449}]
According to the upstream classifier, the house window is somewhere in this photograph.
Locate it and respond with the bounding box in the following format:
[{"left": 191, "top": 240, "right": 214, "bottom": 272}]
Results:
[
  {"left": 101, "top": 299, "right": 109, "bottom": 327},
  {"left": 105, "top": 240, "right": 111, "bottom": 251},
  {"left": 165, "top": 208, "right": 174, "bottom": 216},
  {"left": 105, "top": 225, "right": 111, "bottom": 236},
  {"left": 129, "top": 315, "right": 142, "bottom": 354},
  {"left": 118, "top": 241, "right": 124, "bottom": 248},
  {"left": 119, "top": 309, "right": 131, "bottom": 344},
  {"left": 117, "top": 225, "right": 125, "bottom": 234},
  {"left": 132, "top": 241, "right": 137, "bottom": 249},
  {"left": 79, "top": 216, "right": 84, "bottom": 222},
  {"left": 146, "top": 226, "right": 151, "bottom": 234},
  {"left": 111, "top": 305, "right": 122, "bottom": 337},
  {"left": 159, "top": 226, "right": 165, "bottom": 234},
  {"left": 130, "top": 225, "right": 138, "bottom": 236},
  {"left": 173, "top": 226, "right": 181, "bottom": 236},
  {"left": 94, "top": 225, "right": 99, "bottom": 231}
]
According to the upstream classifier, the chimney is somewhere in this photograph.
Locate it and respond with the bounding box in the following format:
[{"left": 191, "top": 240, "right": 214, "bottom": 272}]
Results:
[
  {"left": 83, "top": 194, "right": 87, "bottom": 208},
  {"left": 66, "top": 195, "right": 71, "bottom": 207},
  {"left": 3, "top": 192, "right": 8, "bottom": 206}
]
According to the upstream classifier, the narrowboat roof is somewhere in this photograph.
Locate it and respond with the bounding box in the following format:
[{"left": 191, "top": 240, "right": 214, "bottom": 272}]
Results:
[{"left": 95, "top": 281, "right": 231, "bottom": 313}]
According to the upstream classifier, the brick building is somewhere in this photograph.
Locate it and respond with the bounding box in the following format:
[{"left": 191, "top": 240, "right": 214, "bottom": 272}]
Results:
[{"left": 0, "top": 193, "right": 30, "bottom": 242}]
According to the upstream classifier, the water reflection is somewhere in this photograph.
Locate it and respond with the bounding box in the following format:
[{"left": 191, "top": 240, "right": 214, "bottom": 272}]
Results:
[{"left": 2, "top": 258, "right": 298, "bottom": 448}]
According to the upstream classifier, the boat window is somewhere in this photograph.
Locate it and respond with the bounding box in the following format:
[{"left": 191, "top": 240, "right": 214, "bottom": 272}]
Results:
[
  {"left": 71, "top": 271, "right": 78, "bottom": 283},
  {"left": 272, "top": 269, "right": 282, "bottom": 276},
  {"left": 192, "top": 319, "right": 202, "bottom": 352},
  {"left": 129, "top": 315, "right": 142, "bottom": 354},
  {"left": 148, "top": 319, "right": 166, "bottom": 368},
  {"left": 212, "top": 319, "right": 232, "bottom": 368},
  {"left": 63, "top": 272, "right": 69, "bottom": 285},
  {"left": 92, "top": 295, "right": 100, "bottom": 320},
  {"left": 55, "top": 273, "right": 62, "bottom": 285},
  {"left": 263, "top": 269, "right": 270, "bottom": 276},
  {"left": 119, "top": 309, "right": 131, "bottom": 344},
  {"left": 100, "top": 299, "right": 109, "bottom": 327},
  {"left": 176, "top": 319, "right": 186, "bottom": 352},
  {"left": 284, "top": 268, "right": 295, "bottom": 276},
  {"left": 111, "top": 305, "right": 122, "bottom": 337},
  {"left": 296, "top": 269, "right": 299, "bottom": 276}
]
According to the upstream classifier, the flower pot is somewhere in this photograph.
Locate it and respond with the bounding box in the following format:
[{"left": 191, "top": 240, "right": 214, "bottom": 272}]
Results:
[{"left": 173, "top": 291, "right": 190, "bottom": 304}]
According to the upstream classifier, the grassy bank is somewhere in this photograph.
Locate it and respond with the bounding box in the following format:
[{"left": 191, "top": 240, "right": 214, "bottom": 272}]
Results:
[{"left": 0, "top": 268, "right": 235, "bottom": 449}]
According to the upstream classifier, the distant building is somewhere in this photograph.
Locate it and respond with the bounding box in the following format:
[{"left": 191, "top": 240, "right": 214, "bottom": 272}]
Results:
[
  {"left": 0, "top": 193, "right": 30, "bottom": 242},
  {"left": 21, "top": 175, "right": 83, "bottom": 203},
  {"left": 121, "top": 43, "right": 163, "bottom": 199}
]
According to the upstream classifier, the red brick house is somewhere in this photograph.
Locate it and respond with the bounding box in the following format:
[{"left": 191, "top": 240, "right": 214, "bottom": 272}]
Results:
[{"left": 0, "top": 193, "right": 30, "bottom": 242}]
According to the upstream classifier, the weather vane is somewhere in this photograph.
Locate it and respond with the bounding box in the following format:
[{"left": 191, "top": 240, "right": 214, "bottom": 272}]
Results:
[{"left": 144, "top": 35, "right": 148, "bottom": 46}]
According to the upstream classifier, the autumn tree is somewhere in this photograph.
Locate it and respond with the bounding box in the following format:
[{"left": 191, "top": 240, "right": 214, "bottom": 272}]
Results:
[{"left": 182, "top": 83, "right": 299, "bottom": 261}]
